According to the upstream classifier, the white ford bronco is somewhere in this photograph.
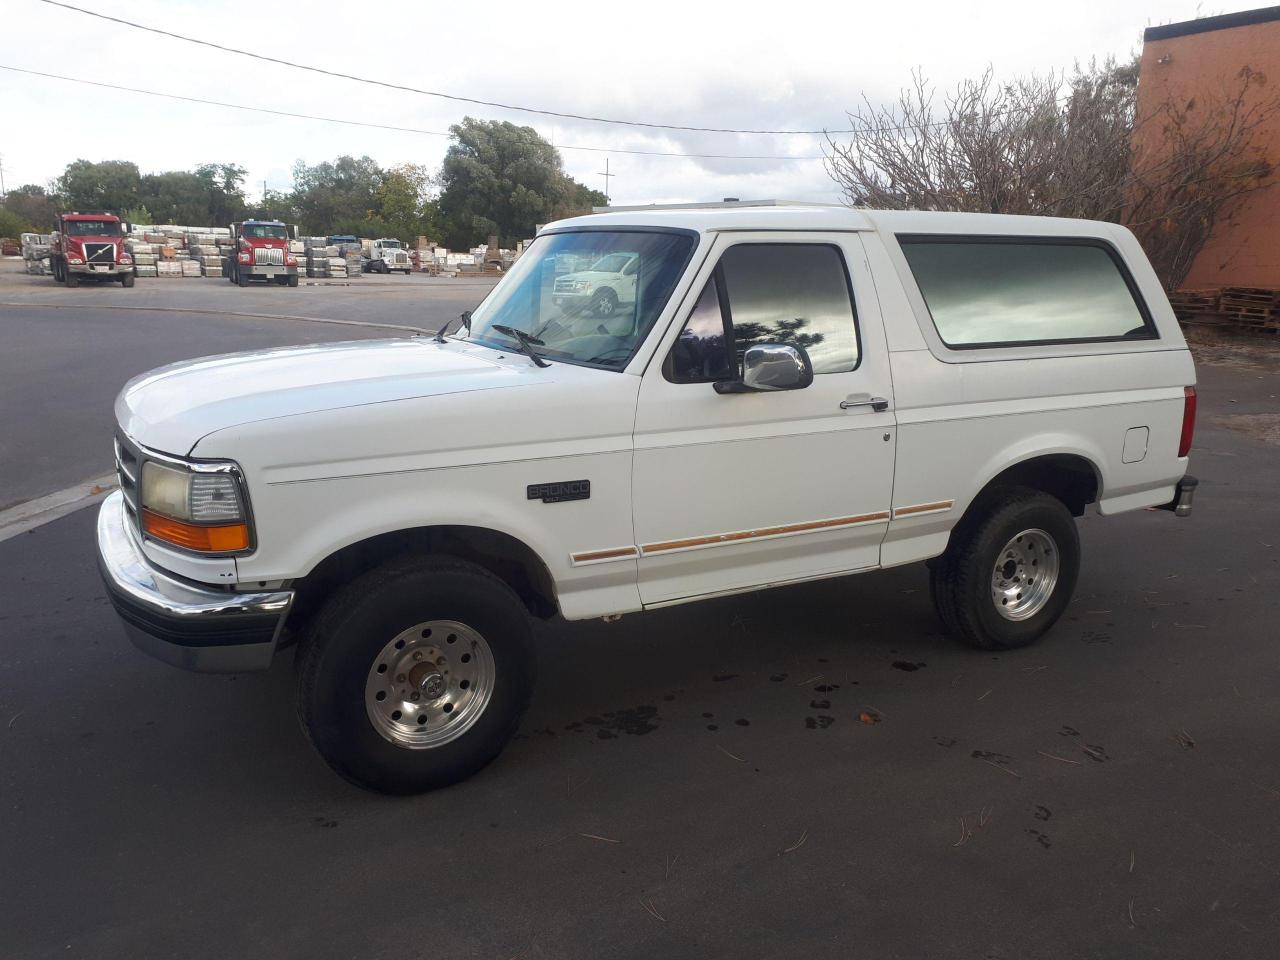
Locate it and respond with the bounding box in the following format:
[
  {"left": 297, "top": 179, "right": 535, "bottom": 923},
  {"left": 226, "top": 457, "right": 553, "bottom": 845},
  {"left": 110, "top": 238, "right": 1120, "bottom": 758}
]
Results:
[{"left": 97, "top": 200, "right": 1198, "bottom": 793}]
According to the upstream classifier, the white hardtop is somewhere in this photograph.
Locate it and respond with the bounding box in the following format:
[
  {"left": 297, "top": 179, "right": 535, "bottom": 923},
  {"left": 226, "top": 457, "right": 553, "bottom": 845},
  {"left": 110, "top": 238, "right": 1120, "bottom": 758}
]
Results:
[{"left": 545, "top": 200, "right": 1129, "bottom": 240}]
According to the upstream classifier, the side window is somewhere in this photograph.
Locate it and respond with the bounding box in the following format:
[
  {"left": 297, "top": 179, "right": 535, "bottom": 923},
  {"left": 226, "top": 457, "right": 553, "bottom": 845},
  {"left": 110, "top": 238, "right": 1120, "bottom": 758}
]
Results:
[
  {"left": 899, "top": 237, "right": 1155, "bottom": 348},
  {"left": 666, "top": 244, "right": 860, "bottom": 383}
]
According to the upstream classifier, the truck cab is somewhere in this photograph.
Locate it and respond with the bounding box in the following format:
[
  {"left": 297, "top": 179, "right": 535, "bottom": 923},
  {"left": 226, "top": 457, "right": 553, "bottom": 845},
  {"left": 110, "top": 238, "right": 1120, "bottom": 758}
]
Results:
[
  {"left": 97, "top": 201, "right": 1198, "bottom": 794},
  {"left": 226, "top": 220, "right": 299, "bottom": 287},
  {"left": 50, "top": 212, "right": 134, "bottom": 287},
  {"left": 363, "top": 238, "right": 412, "bottom": 275}
]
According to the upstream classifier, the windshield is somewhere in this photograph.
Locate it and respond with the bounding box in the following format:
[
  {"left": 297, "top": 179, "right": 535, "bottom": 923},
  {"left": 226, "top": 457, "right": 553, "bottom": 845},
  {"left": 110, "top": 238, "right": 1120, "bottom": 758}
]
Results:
[
  {"left": 242, "top": 224, "right": 288, "bottom": 239},
  {"left": 467, "top": 230, "right": 694, "bottom": 369},
  {"left": 380, "top": 239, "right": 402, "bottom": 248},
  {"left": 65, "top": 220, "right": 121, "bottom": 237}
]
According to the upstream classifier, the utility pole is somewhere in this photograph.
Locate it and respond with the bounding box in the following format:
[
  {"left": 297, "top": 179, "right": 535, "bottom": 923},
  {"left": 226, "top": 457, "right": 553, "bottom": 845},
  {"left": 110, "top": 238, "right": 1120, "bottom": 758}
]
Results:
[
  {"left": 0, "top": 154, "right": 7, "bottom": 200},
  {"left": 597, "top": 158, "right": 615, "bottom": 206}
]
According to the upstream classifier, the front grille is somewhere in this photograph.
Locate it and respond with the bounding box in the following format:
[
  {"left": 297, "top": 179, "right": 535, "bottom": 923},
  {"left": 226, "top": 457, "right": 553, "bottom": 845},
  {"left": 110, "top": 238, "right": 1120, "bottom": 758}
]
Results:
[
  {"left": 114, "top": 433, "right": 142, "bottom": 531},
  {"left": 254, "top": 247, "right": 284, "bottom": 265},
  {"left": 85, "top": 242, "right": 115, "bottom": 263},
  {"left": 394, "top": 252, "right": 408, "bottom": 265},
  {"left": 554, "top": 277, "right": 577, "bottom": 293}
]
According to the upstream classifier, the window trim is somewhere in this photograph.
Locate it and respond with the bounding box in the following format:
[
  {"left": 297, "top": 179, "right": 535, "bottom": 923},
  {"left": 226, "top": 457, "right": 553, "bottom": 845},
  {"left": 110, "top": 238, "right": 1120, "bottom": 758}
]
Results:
[
  {"left": 662, "top": 240, "right": 863, "bottom": 384},
  {"left": 897, "top": 234, "right": 1158, "bottom": 351}
]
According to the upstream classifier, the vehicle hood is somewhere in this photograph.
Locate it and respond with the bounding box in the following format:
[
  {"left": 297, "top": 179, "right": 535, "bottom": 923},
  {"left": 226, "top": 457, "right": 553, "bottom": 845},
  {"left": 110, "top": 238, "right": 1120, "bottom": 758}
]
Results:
[
  {"left": 116, "top": 338, "right": 542, "bottom": 455},
  {"left": 560, "top": 270, "right": 622, "bottom": 283}
]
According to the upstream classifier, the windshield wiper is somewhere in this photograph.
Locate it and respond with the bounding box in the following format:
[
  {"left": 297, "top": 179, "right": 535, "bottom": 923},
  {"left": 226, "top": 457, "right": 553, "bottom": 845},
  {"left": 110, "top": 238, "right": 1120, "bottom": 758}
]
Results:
[
  {"left": 491, "top": 324, "right": 551, "bottom": 368},
  {"left": 434, "top": 310, "right": 471, "bottom": 343}
]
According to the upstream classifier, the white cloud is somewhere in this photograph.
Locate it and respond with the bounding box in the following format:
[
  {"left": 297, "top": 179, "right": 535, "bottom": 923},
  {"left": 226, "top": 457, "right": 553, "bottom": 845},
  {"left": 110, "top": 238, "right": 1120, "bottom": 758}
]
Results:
[{"left": 0, "top": 0, "right": 1253, "bottom": 206}]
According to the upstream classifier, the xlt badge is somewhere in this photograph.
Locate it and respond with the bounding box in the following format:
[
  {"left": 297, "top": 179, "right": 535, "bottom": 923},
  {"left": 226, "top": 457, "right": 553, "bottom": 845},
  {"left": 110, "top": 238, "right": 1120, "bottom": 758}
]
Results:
[{"left": 527, "top": 480, "right": 590, "bottom": 504}]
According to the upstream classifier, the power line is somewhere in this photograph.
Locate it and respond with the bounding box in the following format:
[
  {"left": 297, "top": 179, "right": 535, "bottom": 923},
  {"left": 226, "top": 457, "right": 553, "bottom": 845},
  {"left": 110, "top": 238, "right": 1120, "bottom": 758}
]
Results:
[
  {"left": 0, "top": 65, "right": 829, "bottom": 162},
  {"left": 35, "top": 0, "right": 837, "bottom": 136}
]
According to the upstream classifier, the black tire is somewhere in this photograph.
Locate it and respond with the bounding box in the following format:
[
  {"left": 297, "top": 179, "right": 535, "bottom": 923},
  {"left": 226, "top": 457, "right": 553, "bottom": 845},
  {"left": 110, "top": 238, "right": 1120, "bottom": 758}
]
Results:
[
  {"left": 930, "top": 486, "right": 1080, "bottom": 650},
  {"left": 591, "top": 288, "right": 619, "bottom": 317},
  {"left": 236, "top": 269, "right": 249, "bottom": 288},
  {"left": 296, "top": 556, "right": 535, "bottom": 794},
  {"left": 287, "top": 274, "right": 299, "bottom": 287},
  {"left": 64, "top": 268, "right": 79, "bottom": 288},
  {"left": 120, "top": 271, "right": 135, "bottom": 288}
]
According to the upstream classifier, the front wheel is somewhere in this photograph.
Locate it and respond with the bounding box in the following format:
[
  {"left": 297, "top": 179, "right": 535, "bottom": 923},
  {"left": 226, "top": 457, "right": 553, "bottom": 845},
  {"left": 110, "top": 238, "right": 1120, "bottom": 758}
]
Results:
[
  {"left": 296, "top": 557, "right": 535, "bottom": 794},
  {"left": 64, "top": 268, "right": 79, "bottom": 288},
  {"left": 120, "top": 271, "right": 135, "bottom": 287},
  {"left": 591, "top": 288, "right": 619, "bottom": 317},
  {"left": 236, "top": 270, "right": 249, "bottom": 288},
  {"left": 287, "top": 274, "right": 299, "bottom": 287},
  {"left": 930, "top": 487, "right": 1080, "bottom": 650}
]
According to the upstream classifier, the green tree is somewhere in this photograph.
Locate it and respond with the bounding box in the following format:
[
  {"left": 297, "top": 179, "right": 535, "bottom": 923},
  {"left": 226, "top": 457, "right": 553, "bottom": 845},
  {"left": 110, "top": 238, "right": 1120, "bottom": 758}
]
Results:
[
  {"left": 375, "top": 163, "right": 437, "bottom": 243},
  {"left": 0, "top": 208, "right": 34, "bottom": 238},
  {"left": 3, "top": 184, "right": 60, "bottom": 230},
  {"left": 436, "top": 118, "right": 605, "bottom": 249},
  {"left": 56, "top": 159, "right": 142, "bottom": 213},
  {"left": 289, "top": 155, "right": 384, "bottom": 234},
  {"left": 121, "top": 205, "right": 152, "bottom": 226}
]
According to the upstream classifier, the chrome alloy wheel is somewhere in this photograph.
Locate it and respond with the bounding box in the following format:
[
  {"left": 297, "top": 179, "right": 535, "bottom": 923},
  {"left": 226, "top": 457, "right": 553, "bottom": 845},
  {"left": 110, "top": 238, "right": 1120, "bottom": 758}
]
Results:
[
  {"left": 364, "top": 620, "right": 496, "bottom": 748},
  {"left": 990, "top": 528, "right": 1060, "bottom": 621}
]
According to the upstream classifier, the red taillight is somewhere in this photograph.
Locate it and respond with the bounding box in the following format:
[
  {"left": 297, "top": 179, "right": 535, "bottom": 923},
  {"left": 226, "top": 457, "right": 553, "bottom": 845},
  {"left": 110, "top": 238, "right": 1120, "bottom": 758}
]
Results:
[{"left": 1178, "top": 386, "right": 1197, "bottom": 457}]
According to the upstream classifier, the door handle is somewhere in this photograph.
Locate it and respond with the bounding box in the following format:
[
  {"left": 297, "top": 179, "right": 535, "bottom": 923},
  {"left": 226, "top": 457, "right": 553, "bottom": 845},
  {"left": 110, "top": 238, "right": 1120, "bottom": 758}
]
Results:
[{"left": 840, "top": 395, "right": 889, "bottom": 412}]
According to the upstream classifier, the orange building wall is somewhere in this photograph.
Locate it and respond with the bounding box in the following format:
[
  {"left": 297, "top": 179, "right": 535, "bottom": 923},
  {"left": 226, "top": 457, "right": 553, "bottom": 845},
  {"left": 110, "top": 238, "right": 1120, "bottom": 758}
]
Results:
[{"left": 1136, "top": 15, "right": 1280, "bottom": 289}]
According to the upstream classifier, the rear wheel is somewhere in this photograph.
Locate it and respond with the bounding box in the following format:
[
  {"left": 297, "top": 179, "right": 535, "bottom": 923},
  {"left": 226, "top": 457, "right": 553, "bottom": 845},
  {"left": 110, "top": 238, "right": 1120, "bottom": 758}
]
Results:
[
  {"left": 930, "top": 487, "right": 1079, "bottom": 650},
  {"left": 297, "top": 556, "right": 535, "bottom": 794}
]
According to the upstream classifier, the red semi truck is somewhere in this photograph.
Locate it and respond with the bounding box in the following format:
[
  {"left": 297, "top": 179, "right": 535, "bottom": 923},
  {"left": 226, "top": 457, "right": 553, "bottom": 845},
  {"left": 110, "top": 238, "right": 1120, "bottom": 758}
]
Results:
[
  {"left": 50, "top": 212, "right": 135, "bottom": 287},
  {"left": 224, "top": 220, "right": 299, "bottom": 287}
]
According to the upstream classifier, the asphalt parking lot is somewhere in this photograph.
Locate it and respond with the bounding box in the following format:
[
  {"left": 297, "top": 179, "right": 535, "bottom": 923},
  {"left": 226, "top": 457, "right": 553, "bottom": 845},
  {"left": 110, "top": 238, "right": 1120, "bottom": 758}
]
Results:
[{"left": 1, "top": 268, "right": 1278, "bottom": 959}]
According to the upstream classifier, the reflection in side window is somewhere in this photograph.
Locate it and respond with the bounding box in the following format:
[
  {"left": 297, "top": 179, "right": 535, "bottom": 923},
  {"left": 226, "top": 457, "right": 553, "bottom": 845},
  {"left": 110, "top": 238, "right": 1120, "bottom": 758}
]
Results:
[
  {"left": 900, "top": 239, "right": 1153, "bottom": 347},
  {"left": 667, "top": 244, "right": 860, "bottom": 383},
  {"left": 720, "top": 245, "right": 859, "bottom": 375},
  {"left": 669, "top": 277, "right": 734, "bottom": 383}
]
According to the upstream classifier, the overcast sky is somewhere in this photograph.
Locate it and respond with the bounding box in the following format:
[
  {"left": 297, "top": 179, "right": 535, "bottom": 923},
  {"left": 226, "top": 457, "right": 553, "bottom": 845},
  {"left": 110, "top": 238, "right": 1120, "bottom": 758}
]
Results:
[{"left": 0, "top": 0, "right": 1261, "bottom": 207}]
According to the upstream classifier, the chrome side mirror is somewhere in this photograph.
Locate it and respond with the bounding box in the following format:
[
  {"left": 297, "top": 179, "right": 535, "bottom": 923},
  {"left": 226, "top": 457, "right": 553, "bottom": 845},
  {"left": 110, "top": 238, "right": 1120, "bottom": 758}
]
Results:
[{"left": 714, "top": 343, "right": 814, "bottom": 394}]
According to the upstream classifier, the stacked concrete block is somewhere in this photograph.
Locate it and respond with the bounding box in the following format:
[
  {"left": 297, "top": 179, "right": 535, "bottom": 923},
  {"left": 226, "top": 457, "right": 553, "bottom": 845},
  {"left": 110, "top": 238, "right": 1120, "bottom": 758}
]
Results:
[{"left": 21, "top": 233, "right": 52, "bottom": 274}]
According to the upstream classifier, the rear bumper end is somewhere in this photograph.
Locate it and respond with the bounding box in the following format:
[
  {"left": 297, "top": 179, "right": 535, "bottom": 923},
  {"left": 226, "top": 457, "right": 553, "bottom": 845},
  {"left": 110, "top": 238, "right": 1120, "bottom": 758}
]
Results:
[
  {"left": 1158, "top": 474, "right": 1198, "bottom": 518},
  {"left": 95, "top": 491, "right": 293, "bottom": 672}
]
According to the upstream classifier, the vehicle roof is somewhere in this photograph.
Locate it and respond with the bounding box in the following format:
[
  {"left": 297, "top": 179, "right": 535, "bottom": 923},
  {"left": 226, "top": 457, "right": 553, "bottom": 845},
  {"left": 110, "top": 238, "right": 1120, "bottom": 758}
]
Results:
[
  {"left": 243, "top": 219, "right": 286, "bottom": 226},
  {"left": 542, "top": 201, "right": 1125, "bottom": 239}
]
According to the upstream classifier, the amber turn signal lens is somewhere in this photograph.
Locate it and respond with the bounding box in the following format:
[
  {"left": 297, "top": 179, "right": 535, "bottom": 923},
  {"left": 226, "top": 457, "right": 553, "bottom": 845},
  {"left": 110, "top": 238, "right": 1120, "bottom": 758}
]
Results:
[{"left": 142, "top": 510, "right": 250, "bottom": 552}]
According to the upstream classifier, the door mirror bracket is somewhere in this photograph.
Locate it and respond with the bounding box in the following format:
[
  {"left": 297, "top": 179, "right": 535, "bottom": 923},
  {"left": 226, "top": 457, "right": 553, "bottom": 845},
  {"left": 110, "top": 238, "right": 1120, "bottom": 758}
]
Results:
[{"left": 714, "top": 342, "right": 814, "bottom": 394}]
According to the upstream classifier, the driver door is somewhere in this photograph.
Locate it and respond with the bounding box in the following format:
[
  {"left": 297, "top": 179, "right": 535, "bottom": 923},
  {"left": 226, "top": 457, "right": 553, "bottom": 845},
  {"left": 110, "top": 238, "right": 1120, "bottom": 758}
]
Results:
[{"left": 631, "top": 232, "right": 896, "bottom": 606}]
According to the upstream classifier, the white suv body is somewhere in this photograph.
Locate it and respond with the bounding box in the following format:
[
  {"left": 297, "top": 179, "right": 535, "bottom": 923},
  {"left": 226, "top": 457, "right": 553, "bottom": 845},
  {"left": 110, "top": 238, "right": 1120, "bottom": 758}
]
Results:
[{"left": 97, "top": 202, "right": 1197, "bottom": 793}]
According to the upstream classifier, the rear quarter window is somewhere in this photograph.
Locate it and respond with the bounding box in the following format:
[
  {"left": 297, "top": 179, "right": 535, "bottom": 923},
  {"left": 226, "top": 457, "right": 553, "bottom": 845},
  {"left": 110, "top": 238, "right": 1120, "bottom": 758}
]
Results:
[{"left": 898, "top": 237, "right": 1155, "bottom": 348}]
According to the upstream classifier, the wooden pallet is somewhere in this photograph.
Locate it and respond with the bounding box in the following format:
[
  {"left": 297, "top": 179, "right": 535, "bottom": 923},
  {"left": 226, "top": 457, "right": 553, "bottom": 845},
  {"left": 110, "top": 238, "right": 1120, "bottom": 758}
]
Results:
[{"left": 1171, "top": 285, "right": 1279, "bottom": 335}]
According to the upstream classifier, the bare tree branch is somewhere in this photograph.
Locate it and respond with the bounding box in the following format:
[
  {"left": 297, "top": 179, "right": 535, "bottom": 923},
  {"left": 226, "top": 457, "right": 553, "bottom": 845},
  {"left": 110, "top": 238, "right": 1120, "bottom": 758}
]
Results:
[{"left": 825, "top": 59, "right": 1278, "bottom": 290}]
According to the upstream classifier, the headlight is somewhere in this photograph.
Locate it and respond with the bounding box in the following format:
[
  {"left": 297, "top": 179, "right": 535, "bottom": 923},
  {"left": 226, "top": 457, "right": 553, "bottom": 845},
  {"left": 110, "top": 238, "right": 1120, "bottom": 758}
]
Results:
[
  {"left": 238, "top": 252, "right": 251, "bottom": 263},
  {"left": 572, "top": 280, "right": 591, "bottom": 292},
  {"left": 140, "top": 461, "right": 251, "bottom": 553},
  {"left": 67, "top": 256, "right": 84, "bottom": 264},
  {"left": 119, "top": 254, "right": 132, "bottom": 264}
]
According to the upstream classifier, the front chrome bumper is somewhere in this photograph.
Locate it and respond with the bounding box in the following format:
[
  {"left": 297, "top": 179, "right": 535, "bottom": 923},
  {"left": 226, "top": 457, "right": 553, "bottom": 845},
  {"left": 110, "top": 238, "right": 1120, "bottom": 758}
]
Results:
[{"left": 95, "top": 491, "right": 293, "bottom": 672}]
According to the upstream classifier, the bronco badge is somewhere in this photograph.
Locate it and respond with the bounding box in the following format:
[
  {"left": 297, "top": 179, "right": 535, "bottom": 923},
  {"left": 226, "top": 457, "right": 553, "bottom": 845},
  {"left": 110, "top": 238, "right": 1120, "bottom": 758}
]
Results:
[{"left": 527, "top": 480, "right": 591, "bottom": 504}]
